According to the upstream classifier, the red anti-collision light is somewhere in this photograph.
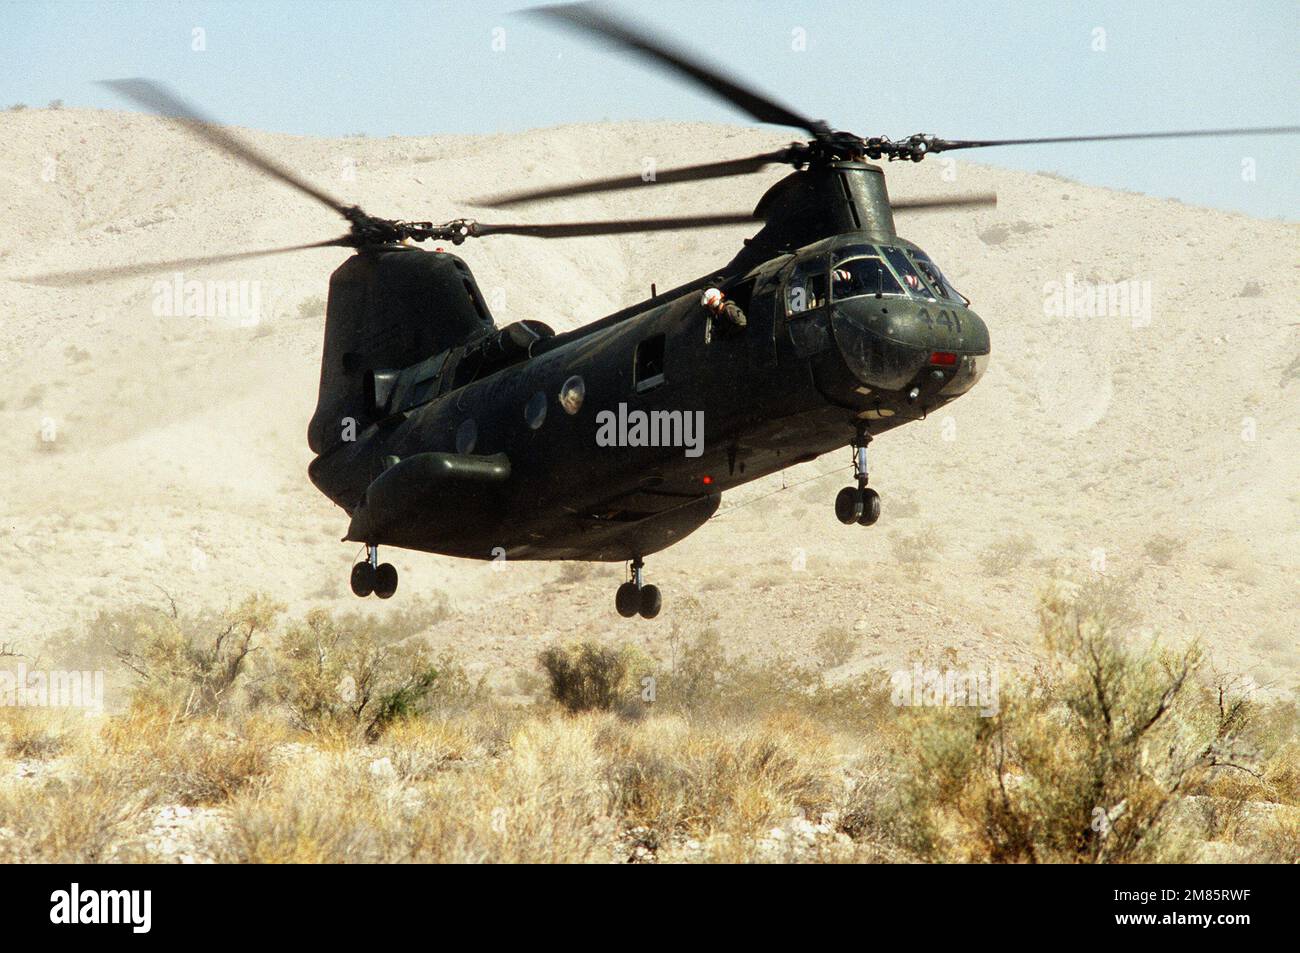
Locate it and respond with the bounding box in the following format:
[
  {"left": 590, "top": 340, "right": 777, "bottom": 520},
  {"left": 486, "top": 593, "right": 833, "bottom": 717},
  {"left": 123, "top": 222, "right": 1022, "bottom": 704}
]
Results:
[
  {"left": 928, "top": 351, "right": 958, "bottom": 366},
  {"left": 701, "top": 475, "right": 714, "bottom": 486}
]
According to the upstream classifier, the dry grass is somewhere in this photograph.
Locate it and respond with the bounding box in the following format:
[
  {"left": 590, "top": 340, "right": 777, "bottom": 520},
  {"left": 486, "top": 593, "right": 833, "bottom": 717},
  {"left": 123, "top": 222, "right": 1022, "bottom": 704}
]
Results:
[
  {"left": 98, "top": 705, "right": 286, "bottom": 806},
  {"left": 2, "top": 591, "right": 1294, "bottom": 864}
]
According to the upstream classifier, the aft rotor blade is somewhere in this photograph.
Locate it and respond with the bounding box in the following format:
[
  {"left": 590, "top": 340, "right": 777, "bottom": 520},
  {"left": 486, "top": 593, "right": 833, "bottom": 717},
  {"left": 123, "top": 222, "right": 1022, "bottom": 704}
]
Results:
[
  {"left": 471, "top": 149, "right": 796, "bottom": 208},
  {"left": 472, "top": 213, "right": 755, "bottom": 238},
  {"left": 100, "top": 79, "right": 357, "bottom": 218},
  {"left": 14, "top": 238, "right": 353, "bottom": 287},
  {"left": 930, "top": 126, "right": 1300, "bottom": 153},
  {"left": 892, "top": 193, "right": 998, "bottom": 212},
  {"left": 527, "top": 3, "right": 829, "bottom": 138}
]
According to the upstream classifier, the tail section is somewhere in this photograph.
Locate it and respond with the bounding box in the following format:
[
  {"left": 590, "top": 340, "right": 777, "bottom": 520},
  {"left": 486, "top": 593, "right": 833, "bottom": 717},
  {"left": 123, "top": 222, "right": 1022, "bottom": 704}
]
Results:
[{"left": 308, "top": 246, "right": 495, "bottom": 455}]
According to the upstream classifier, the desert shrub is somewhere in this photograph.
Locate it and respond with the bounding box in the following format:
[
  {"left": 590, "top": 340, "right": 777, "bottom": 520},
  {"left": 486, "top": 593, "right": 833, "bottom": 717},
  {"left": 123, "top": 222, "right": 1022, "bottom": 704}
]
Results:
[
  {"left": 1143, "top": 532, "right": 1185, "bottom": 566},
  {"left": 891, "top": 574, "right": 1240, "bottom": 863},
  {"left": 647, "top": 630, "right": 893, "bottom": 734},
  {"left": 556, "top": 561, "right": 593, "bottom": 585},
  {"left": 890, "top": 527, "right": 945, "bottom": 573},
  {"left": 978, "top": 533, "right": 1036, "bottom": 577},
  {"left": 114, "top": 594, "right": 282, "bottom": 718},
  {"left": 538, "top": 642, "right": 631, "bottom": 714},
  {"left": 297, "top": 294, "right": 327, "bottom": 319},
  {"left": 260, "top": 607, "right": 472, "bottom": 741},
  {"left": 813, "top": 627, "right": 857, "bottom": 669}
]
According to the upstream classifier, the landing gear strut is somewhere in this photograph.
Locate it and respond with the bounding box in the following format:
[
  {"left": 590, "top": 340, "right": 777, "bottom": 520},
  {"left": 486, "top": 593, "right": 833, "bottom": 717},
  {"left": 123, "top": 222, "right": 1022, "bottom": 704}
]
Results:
[
  {"left": 615, "top": 556, "right": 662, "bottom": 619},
  {"left": 351, "top": 544, "right": 399, "bottom": 599},
  {"left": 836, "top": 429, "right": 881, "bottom": 526}
]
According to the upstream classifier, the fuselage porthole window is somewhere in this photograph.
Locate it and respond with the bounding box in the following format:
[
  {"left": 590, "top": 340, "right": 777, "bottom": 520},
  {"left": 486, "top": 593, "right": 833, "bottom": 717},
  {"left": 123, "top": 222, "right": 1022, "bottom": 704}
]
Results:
[{"left": 524, "top": 390, "right": 547, "bottom": 430}]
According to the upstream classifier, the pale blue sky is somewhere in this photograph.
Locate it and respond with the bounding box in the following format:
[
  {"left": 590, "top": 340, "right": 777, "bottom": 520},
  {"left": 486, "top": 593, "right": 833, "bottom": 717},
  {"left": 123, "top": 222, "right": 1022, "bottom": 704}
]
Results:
[{"left": 3, "top": 0, "right": 1297, "bottom": 218}]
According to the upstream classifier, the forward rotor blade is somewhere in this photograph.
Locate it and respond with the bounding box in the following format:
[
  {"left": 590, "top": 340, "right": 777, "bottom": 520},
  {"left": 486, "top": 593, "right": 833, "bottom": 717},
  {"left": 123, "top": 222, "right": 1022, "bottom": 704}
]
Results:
[
  {"left": 930, "top": 126, "right": 1300, "bottom": 153},
  {"left": 14, "top": 238, "right": 353, "bottom": 287},
  {"left": 527, "top": 3, "right": 829, "bottom": 138},
  {"left": 471, "top": 149, "right": 796, "bottom": 207},
  {"left": 100, "top": 79, "right": 356, "bottom": 218},
  {"left": 472, "top": 213, "right": 755, "bottom": 239},
  {"left": 891, "top": 193, "right": 998, "bottom": 212}
]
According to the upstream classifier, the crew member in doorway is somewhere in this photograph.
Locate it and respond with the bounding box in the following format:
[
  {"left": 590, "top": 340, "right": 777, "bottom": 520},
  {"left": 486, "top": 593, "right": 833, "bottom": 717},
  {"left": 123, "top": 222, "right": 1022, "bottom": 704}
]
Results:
[{"left": 700, "top": 287, "right": 746, "bottom": 327}]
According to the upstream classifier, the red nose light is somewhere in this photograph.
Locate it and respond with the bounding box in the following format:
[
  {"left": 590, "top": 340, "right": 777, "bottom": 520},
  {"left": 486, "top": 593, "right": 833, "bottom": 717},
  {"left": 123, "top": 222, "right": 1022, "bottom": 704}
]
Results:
[{"left": 928, "top": 351, "right": 958, "bottom": 366}]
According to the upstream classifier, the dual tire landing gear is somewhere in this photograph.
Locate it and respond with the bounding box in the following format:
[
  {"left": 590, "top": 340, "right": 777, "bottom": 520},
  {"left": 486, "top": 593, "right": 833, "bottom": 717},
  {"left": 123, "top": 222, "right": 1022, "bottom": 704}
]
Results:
[
  {"left": 836, "top": 431, "right": 881, "bottom": 526},
  {"left": 351, "top": 544, "right": 398, "bottom": 599},
  {"left": 615, "top": 556, "right": 662, "bottom": 619}
]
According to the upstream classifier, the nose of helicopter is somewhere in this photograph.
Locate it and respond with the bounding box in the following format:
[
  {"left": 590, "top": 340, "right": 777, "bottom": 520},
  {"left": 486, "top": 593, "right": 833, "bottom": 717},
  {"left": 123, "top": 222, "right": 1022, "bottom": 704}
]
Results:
[{"left": 825, "top": 296, "right": 990, "bottom": 406}]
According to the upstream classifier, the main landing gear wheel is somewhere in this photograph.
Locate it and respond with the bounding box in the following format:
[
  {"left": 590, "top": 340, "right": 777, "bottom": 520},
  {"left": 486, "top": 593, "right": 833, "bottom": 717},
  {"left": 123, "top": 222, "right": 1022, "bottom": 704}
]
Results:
[
  {"left": 638, "top": 584, "right": 662, "bottom": 619},
  {"left": 352, "top": 545, "right": 399, "bottom": 599},
  {"left": 373, "top": 563, "right": 398, "bottom": 599},
  {"left": 350, "top": 561, "right": 375, "bottom": 597},
  {"left": 837, "top": 429, "right": 882, "bottom": 528},
  {"left": 616, "top": 582, "right": 640, "bottom": 617},
  {"left": 615, "top": 557, "right": 663, "bottom": 619}
]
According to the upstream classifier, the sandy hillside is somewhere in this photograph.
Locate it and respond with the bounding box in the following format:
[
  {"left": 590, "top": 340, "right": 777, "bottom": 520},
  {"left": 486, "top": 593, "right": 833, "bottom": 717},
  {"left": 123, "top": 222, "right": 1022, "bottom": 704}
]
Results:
[{"left": 0, "top": 108, "right": 1296, "bottom": 697}]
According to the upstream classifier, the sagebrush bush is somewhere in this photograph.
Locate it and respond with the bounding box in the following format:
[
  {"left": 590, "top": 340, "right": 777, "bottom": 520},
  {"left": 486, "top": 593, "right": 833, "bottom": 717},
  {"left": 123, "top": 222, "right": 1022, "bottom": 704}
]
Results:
[
  {"left": 538, "top": 642, "right": 632, "bottom": 713},
  {"left": 258, "top": 607, "right": 475, "bottom": 741},
  {"left": 890, "top": 527, "right": 945, "bottom": 574},
  {"left": 813, "top": 627, "right": 857, "bottom": 669},
  {"left": 113, "top": 594, "right": 282, "bottom": 718},
  {"left": 1143, "top": 533, "right": 1185, "bottom": 566},
  {"left": 891, "top": 573, "right": 1252, "bottom": 863},
  {"left": 978, "top": 533, "right": 1036, "bottom": 577}
]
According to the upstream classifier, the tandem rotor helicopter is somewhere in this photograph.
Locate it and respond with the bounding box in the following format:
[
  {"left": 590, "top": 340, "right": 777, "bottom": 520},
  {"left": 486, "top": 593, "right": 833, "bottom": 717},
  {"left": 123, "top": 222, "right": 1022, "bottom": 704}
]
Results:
[{"left": 25, "top": 3, "right": 1298, "bottom": 618}]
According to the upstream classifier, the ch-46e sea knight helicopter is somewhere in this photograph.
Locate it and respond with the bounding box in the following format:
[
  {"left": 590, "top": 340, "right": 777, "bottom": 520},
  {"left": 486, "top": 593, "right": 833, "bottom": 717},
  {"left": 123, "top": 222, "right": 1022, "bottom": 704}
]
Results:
[{"left": 27, "top": 4, "right": 1298, "bottom": 618}]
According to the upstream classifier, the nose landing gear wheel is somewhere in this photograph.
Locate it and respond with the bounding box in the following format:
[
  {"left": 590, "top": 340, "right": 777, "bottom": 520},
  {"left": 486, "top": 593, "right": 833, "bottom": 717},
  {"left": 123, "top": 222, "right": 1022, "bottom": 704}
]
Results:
[
  {"left": 615, "top": 556, "right": 663, "bottom": 619},
  {"left": 835, "top": 486, "right": 864, "bottom": 524},
  {"left": 837, "top": 429, "right": 882, "bottom": 527},
  {"left": 857, "top": 487, "right": 881, "bottom": 526}
]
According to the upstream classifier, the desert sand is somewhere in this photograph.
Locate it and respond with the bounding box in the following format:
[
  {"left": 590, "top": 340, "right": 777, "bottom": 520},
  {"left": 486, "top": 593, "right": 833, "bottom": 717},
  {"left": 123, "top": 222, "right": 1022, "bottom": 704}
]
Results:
[{"left": 1, "top": 107, "right": 1296, "bottom": 698}]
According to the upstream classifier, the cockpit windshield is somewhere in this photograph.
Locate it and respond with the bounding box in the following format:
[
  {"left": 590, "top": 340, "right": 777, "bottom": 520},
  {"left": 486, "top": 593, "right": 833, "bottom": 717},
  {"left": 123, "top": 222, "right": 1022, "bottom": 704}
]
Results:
[
  {"left": 831, "top": 256, "right": 903, "bottom": 299},
  {"left": 880, "top": 246, "right": 933, "bottom": 298}
]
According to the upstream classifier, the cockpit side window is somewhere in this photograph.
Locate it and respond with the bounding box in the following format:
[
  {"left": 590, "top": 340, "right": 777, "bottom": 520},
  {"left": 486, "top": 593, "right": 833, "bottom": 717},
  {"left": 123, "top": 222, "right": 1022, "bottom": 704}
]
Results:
[
  {"left": 831, "top": 256, "right": 904, "bottom": 300},
  {"left": 785, "top": 261, "right": 829, "bottom": 316},
  {"left": 910, "top": 251, "right": 965, "bottom": 303}
]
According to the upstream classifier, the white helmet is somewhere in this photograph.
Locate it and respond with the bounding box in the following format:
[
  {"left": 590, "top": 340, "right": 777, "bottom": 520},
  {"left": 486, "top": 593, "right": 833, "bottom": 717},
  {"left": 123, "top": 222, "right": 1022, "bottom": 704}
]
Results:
[{"left": 700, "top": 287, "right": 723, "bottom": 308}]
